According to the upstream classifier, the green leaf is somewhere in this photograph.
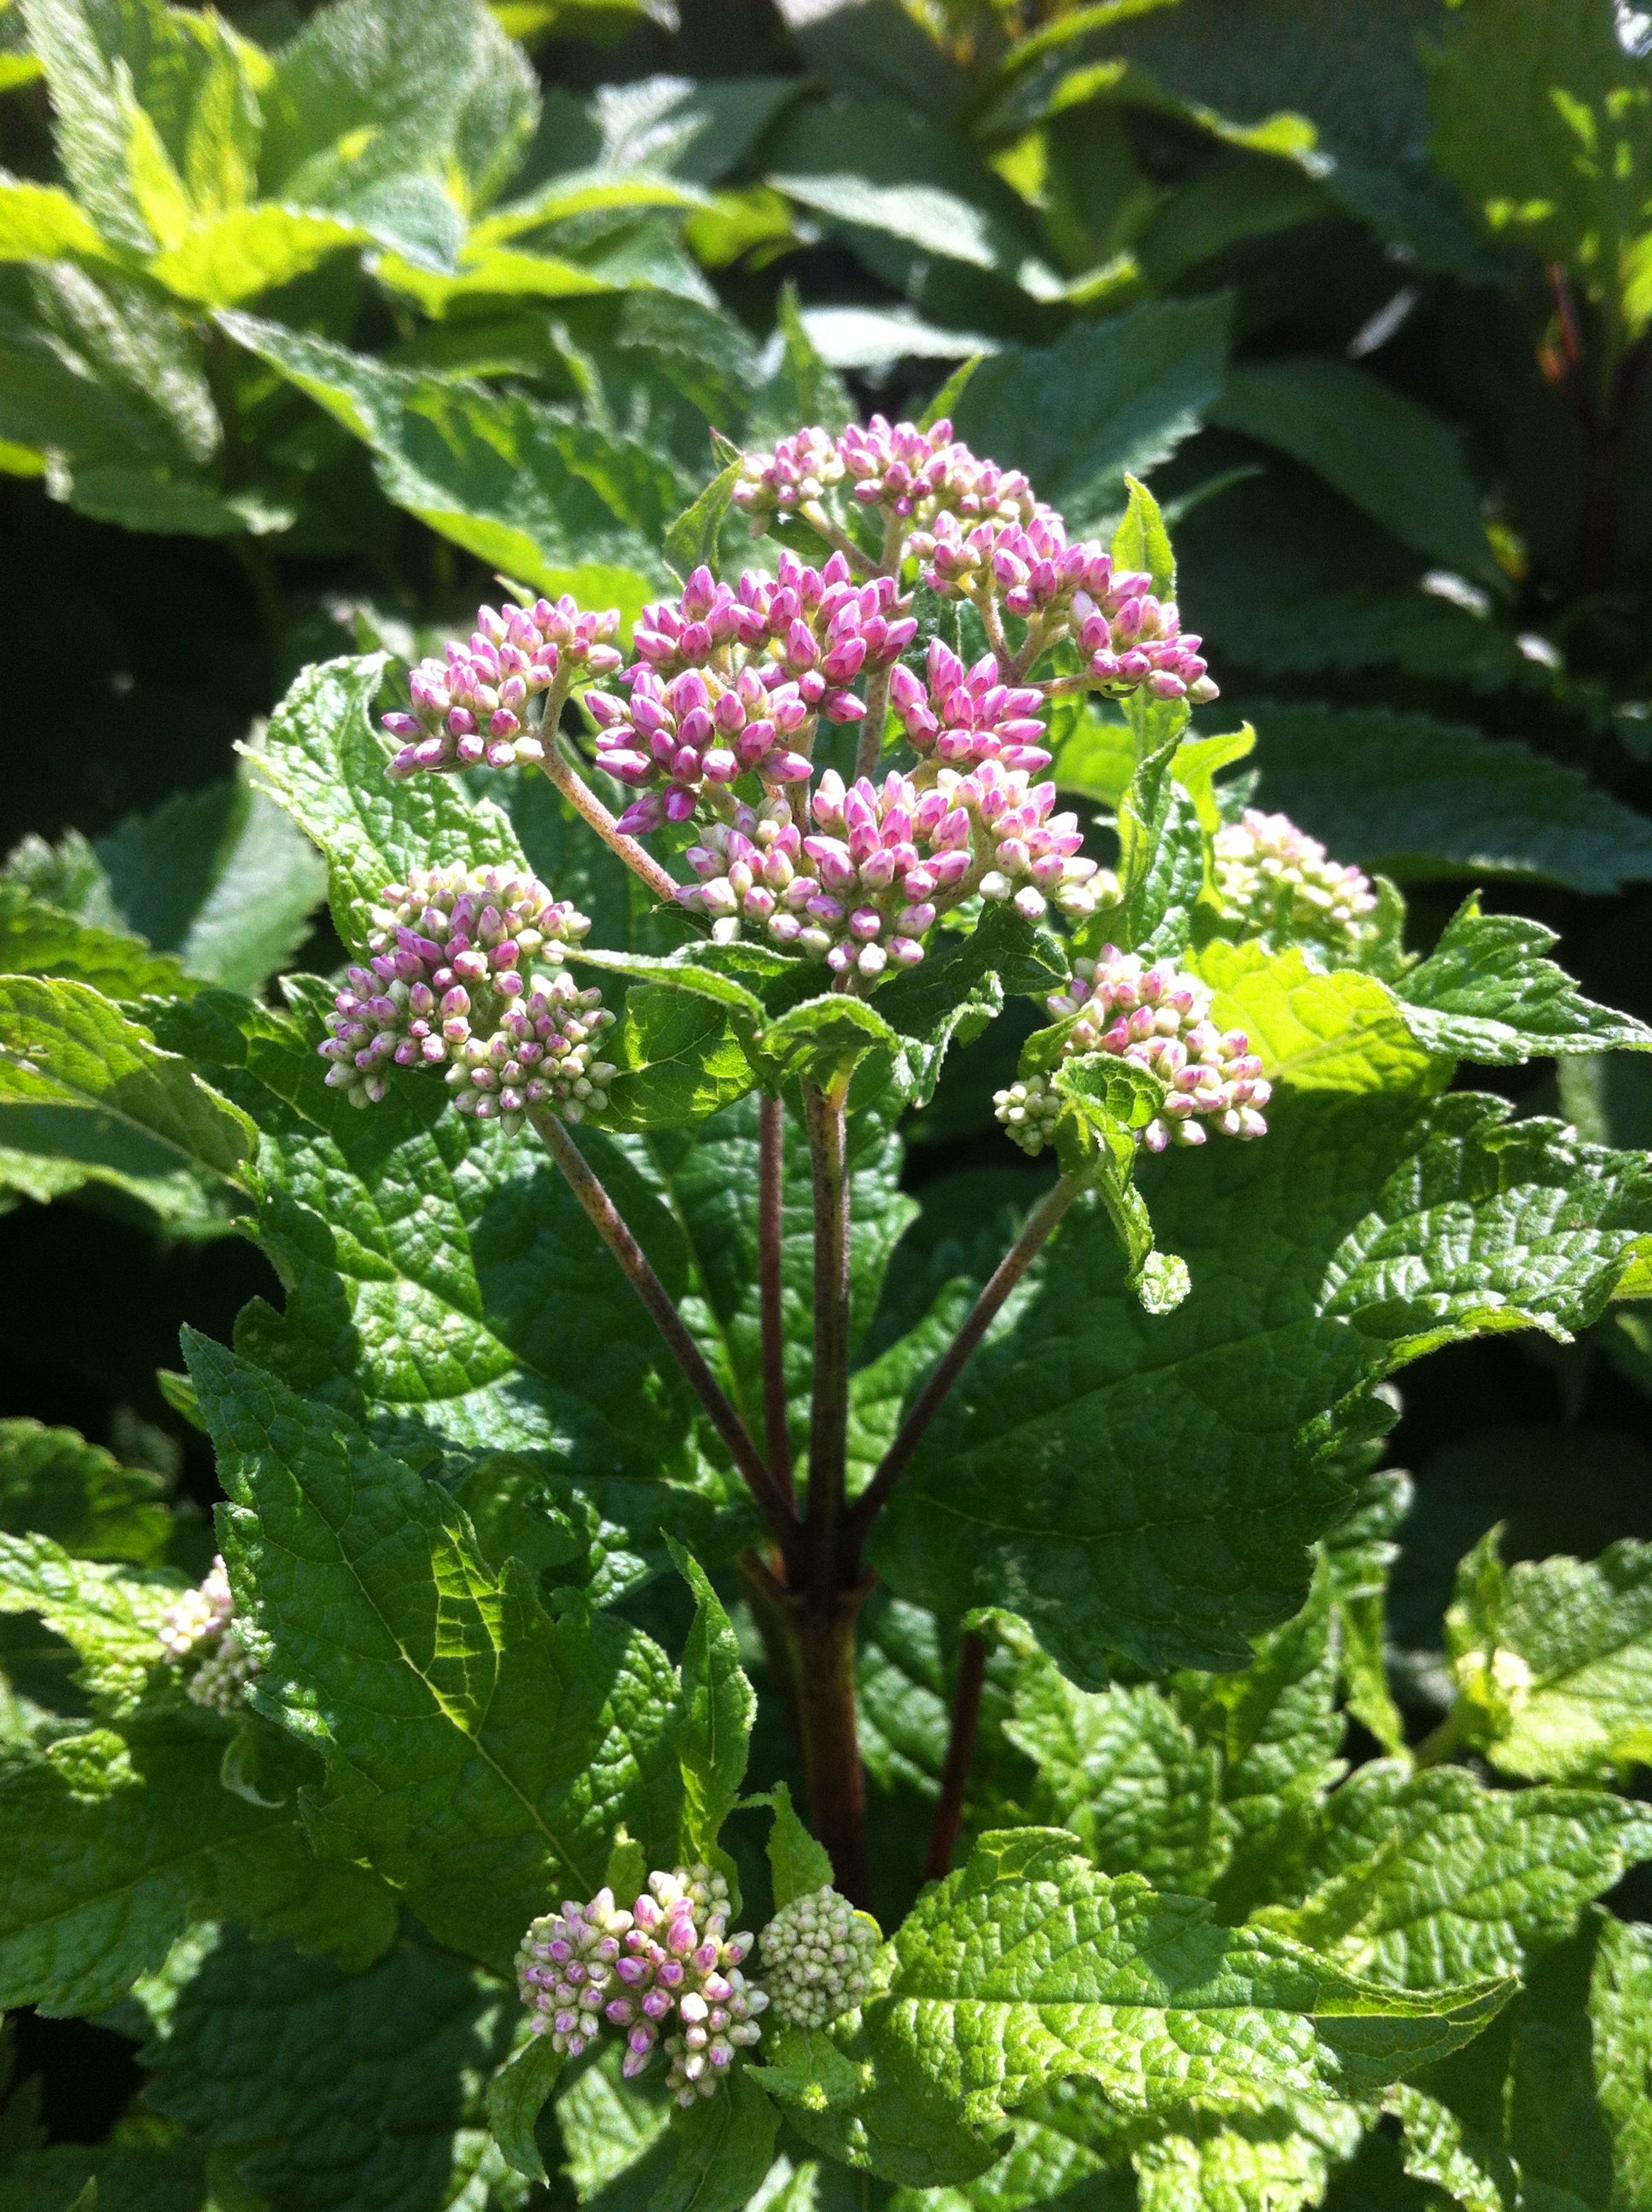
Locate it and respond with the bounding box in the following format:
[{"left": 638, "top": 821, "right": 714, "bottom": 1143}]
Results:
[
  {"left": 765, "top": 1779, "right": 834, "bottom": 1909},
  {"left": 1079, "top": 715, "right": 1201, "bottom": 960},
  {"left": 20, "top": 0, "right": 153, "bottom": 253},
  {"left": 920, "top": 352, "right": 986, "bottom": 430},
  {"left": 753, "top": 993, "right": 903, "bottom": 1091},
  {"left": 1396, "top": 896, "right": 1652, "bottom": 1066},
  {"left": 661, "top": 453, "right": 742, "bottom": 583},
  {"left": 874, "top": 902, "right": 1067, "bottom": 1108},
  {"left": 94, "top": 775, "right": 327, "bottom": 995},
  {"left": 649, "top": 2069, "right": 777, "bottom": 2212},
  {"left": 1133, "top": 2098, "right": 1365, "bottom": 2212},
  {"left": 0, "top": 884, "right": 191, "bottom": 999},
  {"left": 874, "top": 1093, "right": 1652, "bottom": 1683},
  {"left": 1248, "top": 706, "right": 1652, "bottom": 894},
  {"left": 0, "top": 975, "right": 253, "bottom": 1230},
  {"left": 759, "top": 2015, "right": 1002, "bottom": 2189},
  {"left": 218, "top": 311, "right": 670, "bottom": 617},
  {"left": 1449, "top": 1538, "right": 1652, "bottom": 1784},
  {"left": 864, "top": 1828, "right": 1508, "bottom": 2132},
  {"left": 0, "top": 1726, "right": 396, "bottom": 2015},
  {"left": 1258, "top": 1762, "right": 1652, "bottom": 1988},
  {"left": 1049, "top": 1052, "right": 1190, "bottom": 1313},
  {"left": 249, "top": 652, "right": 524, "bottom": 954},
  {"left": 1191, "top": 941, "right": 1441, "bottom": 1097},
  {"left": 0, "top": 174, "right": 113, "bottom": 263},
  {"left": 143, "top": 1927, "right": 525, "bottom": 2212},
  {"left": 488, "top": 2029, "right": 564, "bottom": 2186},
  {"left": 1321, "top": 1464, "right": 1410, "bottom": 1759},
  {"left": 669, "top": 1539, "right": 753, "bottom": 1866},
  {"left": 1003, "top": 1652, "right": 1231, "bottom": 1895},
  {"left": 952, "top": 295, "right": 1232, "bottom": 534},
  {"left": 603, "top": 985, "right": 758, "bottom": 1132},
  {"left": 1111, "top": 473, "right": 1175, "bottom": 599},
  {"left": 0, "top": 1534, "right": 179, "bottom": 1715},
  {"left": 187, "top": 1331, "right": 684, "bottom": 1971},
  {"left": 1211, "top": 358, "right": 1498, "bottom": 584},
  {"left": 0, "top": 1419, "right": 170, "bottom": 1564}
]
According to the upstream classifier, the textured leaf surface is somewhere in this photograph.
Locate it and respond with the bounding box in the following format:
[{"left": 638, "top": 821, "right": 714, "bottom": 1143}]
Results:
[
  {"left": 875, "top": 1093, "right": 1652, "bottom": 1682},
  {"left": 0, "top": 1419, "right": 171, "bottom": 1564},
  {"left": 189, "top": 1332, "right": 683, "bottom": 1970},
  {"left": 143, "top": 1928, "right": 525, "bottom": 2212},
  {"left": 0, "top": 885, "right": 190, "bottom": 998},
  {"left": 0, "top": 1726, "right": 395, "bottom": 2016},
  {"left": 651, "top": 2069, "right": 777, "bottom": 2212},
  {"left": 670, "top": 1540, "right": 753, "bottom": 1865},
  {"left": 765, "top": 1779, "right": 834, "bottom": 1908},
  {"left": 1396, "top": 897, "right": 1652, "bottom": 1066},
  {"left": 0, "top": 1533, "right": 179, "bottom": 1714},
  {"left": 864, "top": 1829, "right": 1508, "bottom": 2130},
  {"left": 1248, "top": 707, "right": 1652, "bottom": 894},
  {"left": 1260, "top": 1762, "right": 1652, "bottom": 1988},
  {"left": 1193, "top": 940, "right": 1439, "bottom": 1098}
]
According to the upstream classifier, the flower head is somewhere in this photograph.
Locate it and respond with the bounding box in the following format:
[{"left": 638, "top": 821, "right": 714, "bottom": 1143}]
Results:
[
  {"left": 592, "top": 665, "right": 812, "bottom": 836},
  {"left": 759, "top": 1886, "right": 879, "bottom": 2029},
  {"left": 731, "top": 427, "right": 845, "bottom": 522},
  {"left": 889, "top": 642, "right": 1052, "bottom": 773},
  {"left": 516, "top": 1886, "right": 637, "bottom": 2059},
  {"left": 1032, "top": 947, "right": 1271, "bottom": 1154},
  {"left": 158, "top": 1555, "right": 258, "bottom": 1714},
  {"left": 384, "top": 598, "right": 622, "bottom": 777},
  {"left": 1213, "top": 808, "right": 1378, "bottom": 954}
]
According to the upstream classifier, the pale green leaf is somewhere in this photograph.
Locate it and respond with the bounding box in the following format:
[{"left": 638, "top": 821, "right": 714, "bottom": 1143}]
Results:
[{"left": 1397, "top": 896, "right": 1652, "bottom": 1066}]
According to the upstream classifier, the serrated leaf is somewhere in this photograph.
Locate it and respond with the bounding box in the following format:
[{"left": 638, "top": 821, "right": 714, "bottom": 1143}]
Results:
[
  {"left": 0, "top": 1726, "right": 395, "bottom": 2016},
  {"left": 759, "top": 2015, "right": 1002, "bottom": 2189},
  {"left": 0, "top": 1533, "right": 180, "bottom": 1715},
  {"left": 1049, "top": 1052, "right": 1190, "bottom": 1313},
  {"left": 187, "top": 1331, "right": 685, "bottom": 1970},
  {"left": 649, "top": 2069, "right": 777, "bottom": 2212},
  {"left": 1396, "top": 896, "right": 1652, "bottom": 1066},
  {"left": 1079, "top": 724, "right": 1203, "bottom": 963},
  {"left": 952, "top": 296, "right": 1231, "bottom": 534},
  {"left": 0, "top": 884, "right": 190, "bottom": 998},
  {"left": 1451, "top": 1538, "right": 1652, "bottom": 1784},
  {"left": 1259, "top": 1762, "right": 1652, "bottom": 1987},
  {"left": 1191, "top": 940, "right": 1441, "bottom": 1097},
  {"left": 1212, "top": 358, "right": 1498, "bottom": 583},
  {"left": 0, "top": 174, "right": 114, "bottom": 263},
  {"left": 218, "top": 312, "right": 670, "bottom": 618},
  {"left": 147, "top": 203, "right": 375, "bottom": 305},
  {"left": 874, "top": 1093, "right": 1652, "bottom": 1683},
  {"left": 1249, "top": 706, "right": 1652, "bottom": 894},
  {"left": 603, "top": 984, "right": 758, "bottom": 1131},
  {"left": 669, "top": 1540, "right": 753, "bottom": 1865},
  {"left": 753, "top": 993, "right": 903, "bottom": 1091},
  {"left": 864, "top": 1828, "right": 1509, "bottom": 2132},
  {"left": 143, "top": 1927, "right": 524, "bottom": 2212},
  {"left": 1133, "top": 2098, "right": 1365, "bottom": 2212},
  {"left": 20, "top": 0, "right": 153, "bottom": 253},
  {"left": 765, "top": 1779, "right": 834, "bottom": 1909},
  {"left": 1321, "top": 1464, "right": 1411, "bottom": 1760},
  {"left": 1111, "top": 474, "right": 1175, "bottom": 599},
  {"left": 662, "top": 454, "right": 742, "bottom": 583},
  {"left": 0, "top": 1419, "right": 170, "bottom": 1565},
  {"left": 1004, "top": 1654, "right": 1231, "bottom": 1896},
  {"left": 249, "top": 652, "right": 525, "bottom": 954},
  {"left": 488, "top": 2029, "right": 564, "bottom": 2186}
]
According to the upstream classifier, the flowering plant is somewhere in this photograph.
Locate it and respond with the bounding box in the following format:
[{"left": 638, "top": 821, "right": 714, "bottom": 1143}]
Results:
[{"left": 3, "top": 407, "right": 1652, "bottom": 2212}]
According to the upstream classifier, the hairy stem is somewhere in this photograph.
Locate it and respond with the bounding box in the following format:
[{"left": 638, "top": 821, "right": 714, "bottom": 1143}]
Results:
[
  {"left": 846, "top": 1173, "right": 1084, "bottom": 1551},
  {"left": 802, "top": 1079, "right": 853, "bottom": 1592},
  {"left": 924, "top": 1630, "right": 986, "bottom": 1883},
  {"left": 852, "top": 662, "right": 893, "bottom": 782},
  {"left": 758, "top": 1093, "right": 795, "bottom": 1509},
  {"left": 800, "top": 501, "right": 879, "bottom": 579},
  {"left": 526, "top": 1104, "right": 795, "bottom": 1547},
  {"left": 787, "top": 1580, "right": 873, "bottom": 1906},
  {"left": 542, "top": 742, "right": 680, "bottom": 906}
]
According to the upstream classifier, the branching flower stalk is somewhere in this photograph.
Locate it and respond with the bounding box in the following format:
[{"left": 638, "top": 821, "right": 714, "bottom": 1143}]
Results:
[{"left": 342, "top": 410, "right": 1264, "bottom": 1901}]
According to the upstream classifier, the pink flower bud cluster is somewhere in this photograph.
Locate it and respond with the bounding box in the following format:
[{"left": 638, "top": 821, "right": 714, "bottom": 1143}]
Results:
[
  {"left": 1213, "top": 808, "right": 1378, "bottom": 952},
  {"left": 445, "top": 973, "right": 616, "bottom": 1133},
  {"left": 516, "top": 1867, "right": 768, "bottom": 2105},
  {"left": 1068, "top": 578, "right": 1215, "bottom": 706},
  {"left": 733, "top": 416, "right": 1037, "bottom": 532},
  {"left": 158, "top": 1554, "right": 258, "bottom": 1714},
  {"left": 889, "top": 642, "right": 1051, "bottom": 772},
  {"left": 1032, "top": 947, "right": 1271, "bottom": 1153},
  {"left": 384, "top": 598, "right": 623, "bottom": 777},
  {"left": 317, "top": 865, "right": 595, "bottom": 1126},
  {"left": 591, "top": 667, "right": 812, "bottom": 836},
  {"left": 946, "top": 760, "right": 1102, "bottom": 923},
  {"left": 910, "top": 504, "right": 1096, "bottom": 618}
]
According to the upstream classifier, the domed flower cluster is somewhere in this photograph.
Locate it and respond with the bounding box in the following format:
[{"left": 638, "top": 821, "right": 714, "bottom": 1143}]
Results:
[
  {"left": 994, "top": 948, "right": 1271, "bottom": 1156},
  {"left": 1213, "top": 807, "right": 1379, "bottom": 954},
  {"left": 383, "top": 597, "right": 623, "bottom": 777},
  {"left": 759, "top": 1885, "right": 879, "bottom": 2029},
  {"left": 158, "top": 1555, "right": 258, "bottom": 1714},
  {"left": 317, "top": 866, "right": 611, "bottom": 1130},
  {"left": 734, "top": 416, "right": 1037, "bottom": 533},
  {"left": 516, "top": 1867, "right": 768, "bottom": 2106},
  {"left": 678, "top": 765, "right": 1100, "bottom": 975},
  {"left": 889, "top": 643, "right": 1051, "bottom": 772},
  {"left": 591, "top": 665, "right": 813, "bottom": 835}
]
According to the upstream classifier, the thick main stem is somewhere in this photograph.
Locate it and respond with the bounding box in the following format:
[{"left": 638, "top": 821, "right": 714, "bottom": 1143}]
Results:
[
  {"left": 924, "top": 1630, "right": 986, "bottom": 1883},
  {"left": 846, "top": 1173, "right": 1084, "bottom": 1551},
  {"left": 527, "top": 1104, "right": 794, "bottom": 1548},
  {"left": 801, "top": 1080, "right": 852, "bottom": 1592},
  {"left": 758, "top": 1094, "right": 795, "bottom": 1508},
  {"left": 788, "top": 1582, "right": 872, "bottom": 1906}
]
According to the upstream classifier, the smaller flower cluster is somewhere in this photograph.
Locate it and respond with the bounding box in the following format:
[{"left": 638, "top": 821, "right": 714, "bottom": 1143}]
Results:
[
  {"left": 318, "top": 867, "right": 608, "bottom": 1130},
  {"left": 1213, "top": 808, "right": 1379, "bottom": 955},
  {"left": 995, "top": 949, "right": 1271, "bottom": 1155},
  {"left": 592, "top": 667, "right": 812, "bottom": 835},
  {"left": 733, "top": 416, "right": 1036, "bottom": 533},
  {"left": 158, "top": 1555, "right": 258, "bottom": 1714},
  {"left": 384, "top": 598, "right": 623, "bottom": 778},
  {"left": 516, "top": 1868, "right": 767, "bottom": 2107},
  {"left": 759, "top": 1886, "right": 878, "bottom": 2029},
  {"left": 889, "top": 643, "right": 1051, "bottom": 772}
]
